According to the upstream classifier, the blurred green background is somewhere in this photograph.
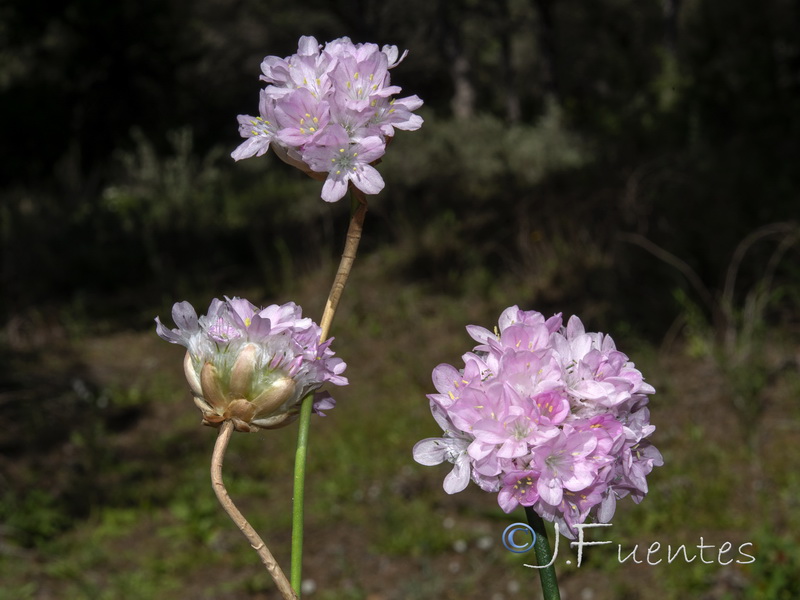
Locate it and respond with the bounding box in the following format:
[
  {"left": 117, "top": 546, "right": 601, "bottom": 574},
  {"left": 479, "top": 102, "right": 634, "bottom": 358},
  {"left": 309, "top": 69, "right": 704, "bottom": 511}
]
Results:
[{"left": 1, "top": 0, "right": 799, "bottom": 598}]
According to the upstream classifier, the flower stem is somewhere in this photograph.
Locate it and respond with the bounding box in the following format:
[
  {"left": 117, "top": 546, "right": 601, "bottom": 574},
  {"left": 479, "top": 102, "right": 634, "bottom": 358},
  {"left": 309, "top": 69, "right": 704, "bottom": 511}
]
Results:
[
  {"left": 318, "top": 186, "right": 368, "bottom": 341},
  {"left": 211, "top": 420, "right": 298, "bottom": 600},
  {"left": 290, "top": 185, "right": 368, "bottom": 596},
  {"left": 523, "top": 506, "right": 562, "bottom": 600},
  {"left": 290, "top": 391, "right": 314, "bottom": 593}
]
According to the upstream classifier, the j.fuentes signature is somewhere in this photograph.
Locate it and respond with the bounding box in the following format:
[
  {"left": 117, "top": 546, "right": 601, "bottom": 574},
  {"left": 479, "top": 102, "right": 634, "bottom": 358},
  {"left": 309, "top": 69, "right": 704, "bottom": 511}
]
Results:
[{"left": 502, "top": 522, "right": 755, "bottom": 567}]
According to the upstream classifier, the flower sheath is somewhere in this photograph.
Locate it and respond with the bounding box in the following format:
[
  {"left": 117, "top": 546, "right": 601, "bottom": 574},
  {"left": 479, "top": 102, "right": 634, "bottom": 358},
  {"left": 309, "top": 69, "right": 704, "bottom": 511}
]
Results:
[{"left": 156, "top": 297, "right": 347, "bottom": 432}]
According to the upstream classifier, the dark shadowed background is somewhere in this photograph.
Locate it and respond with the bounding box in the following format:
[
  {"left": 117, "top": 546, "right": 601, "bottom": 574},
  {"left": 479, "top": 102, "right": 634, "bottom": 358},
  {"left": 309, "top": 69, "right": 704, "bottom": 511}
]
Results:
[{"left": 1, "top": 1, "right": 799, "bottom": 598}]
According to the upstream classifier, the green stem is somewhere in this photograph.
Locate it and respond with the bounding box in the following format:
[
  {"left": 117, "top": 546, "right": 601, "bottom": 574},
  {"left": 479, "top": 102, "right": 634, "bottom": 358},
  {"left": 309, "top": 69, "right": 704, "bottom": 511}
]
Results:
[
  {"left": 523, "top": 506, "right": 562, "bottom": 600},
  {"left": 290, "top": 392, "right": 314, "bottom": 593},
  {"left": 290, "top": 186, "right": 368, "bottom": 597}
]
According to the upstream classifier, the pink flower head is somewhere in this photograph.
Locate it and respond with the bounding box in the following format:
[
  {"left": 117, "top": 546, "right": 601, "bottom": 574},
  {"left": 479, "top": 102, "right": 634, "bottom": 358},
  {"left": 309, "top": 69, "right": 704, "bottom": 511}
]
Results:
[
  {"left": 233, "top": 36, "right": 423, "bottom": 202},
  {"left": 156, "top": 297, "right": 347, "bottom": 432},
  {"left": 413, "top": 305, "right": 661, "bottom": 537}
]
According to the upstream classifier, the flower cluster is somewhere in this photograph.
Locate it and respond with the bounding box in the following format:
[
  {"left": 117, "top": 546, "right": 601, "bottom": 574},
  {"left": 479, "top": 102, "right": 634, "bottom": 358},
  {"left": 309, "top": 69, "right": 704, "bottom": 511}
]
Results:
[
  {"left": 156, "top": 297, "right": 347, "bottom": 432},
  {"left": 413, "top": 306, "right": 662, "bottom": 536},
  {"left": 232, "top": 36, "right": 423, "bottom": 203}
]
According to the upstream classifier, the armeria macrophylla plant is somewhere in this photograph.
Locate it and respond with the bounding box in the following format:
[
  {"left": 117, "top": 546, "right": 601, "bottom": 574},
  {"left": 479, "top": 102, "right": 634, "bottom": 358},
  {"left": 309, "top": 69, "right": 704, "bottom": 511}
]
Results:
[
  {"left": 155, "top": 35, "right": 421, "bottom": 600},
  {"left": 414, "top": 306, "right": 662, "bottom": 599},
  {"left": 232, "top": 35, "right": 423, "bottom": 203}
]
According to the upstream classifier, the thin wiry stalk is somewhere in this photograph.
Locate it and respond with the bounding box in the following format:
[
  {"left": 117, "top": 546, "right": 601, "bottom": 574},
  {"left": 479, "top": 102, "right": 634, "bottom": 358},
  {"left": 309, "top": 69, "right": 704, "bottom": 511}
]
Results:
[
  {"left": 211, "top": 420, "right": 298, "bottom": 600},
  {"left": 319, "top": 187, "right": 369, "bottom": 341}
]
